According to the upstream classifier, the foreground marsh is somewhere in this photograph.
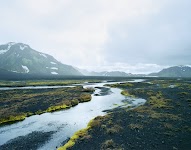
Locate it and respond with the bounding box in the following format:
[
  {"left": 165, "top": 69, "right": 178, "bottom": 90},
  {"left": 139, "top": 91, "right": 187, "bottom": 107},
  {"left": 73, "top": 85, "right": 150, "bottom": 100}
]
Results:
[
  {"left": 62, "top": 79, "right": 191, "bottom": 150},
  {"left": 0, "top": 80, "right": 145, "bottom": 149},
  {"left": 0, "top": 85, "right": 93, "bottom": 125}
]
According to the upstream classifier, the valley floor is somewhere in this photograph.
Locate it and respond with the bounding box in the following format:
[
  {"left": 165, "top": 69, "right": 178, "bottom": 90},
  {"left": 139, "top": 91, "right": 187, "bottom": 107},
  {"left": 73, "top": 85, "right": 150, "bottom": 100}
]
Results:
[
  {"left": 60, "top": 79, "right": 191, "bottom": 150},
  {"left": 0, "top": 80, "right": 95, "bottom": 125}
]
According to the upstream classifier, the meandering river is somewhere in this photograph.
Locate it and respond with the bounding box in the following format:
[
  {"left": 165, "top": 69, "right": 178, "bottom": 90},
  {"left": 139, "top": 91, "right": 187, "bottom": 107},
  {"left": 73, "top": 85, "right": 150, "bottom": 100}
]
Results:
[{"left": 0, "top": 80, "right": 146, "bottom": 150}]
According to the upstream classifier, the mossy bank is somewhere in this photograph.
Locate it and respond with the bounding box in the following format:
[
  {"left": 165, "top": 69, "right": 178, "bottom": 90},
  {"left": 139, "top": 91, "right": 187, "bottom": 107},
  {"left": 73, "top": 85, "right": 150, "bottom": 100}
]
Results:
[
  {"left": 59, "top": 79, "right": 191, "bottom": 150},
  {"left": 0, "top": 85, "right": 94, "bottom": 125}
]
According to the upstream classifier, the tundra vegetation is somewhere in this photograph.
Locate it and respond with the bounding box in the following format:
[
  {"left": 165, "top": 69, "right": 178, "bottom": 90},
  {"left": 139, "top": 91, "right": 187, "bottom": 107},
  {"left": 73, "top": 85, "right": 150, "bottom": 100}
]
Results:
[
  {"left": 0, "top": 80, "right": 95, "bottom": 125},
  {"left": 60, "top": 78, "right": 191, "bottom": 150},
  {"left": 0, "top": 79, "right": 101, "bottom": 87}
]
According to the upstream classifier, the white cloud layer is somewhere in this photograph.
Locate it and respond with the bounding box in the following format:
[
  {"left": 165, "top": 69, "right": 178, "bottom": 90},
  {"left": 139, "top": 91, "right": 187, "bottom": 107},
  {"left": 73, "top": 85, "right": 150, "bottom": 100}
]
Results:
[
  {"left": 79, "top": 62, "right": 169, "bottom": 74},
  {"left": 0, "top": 0, "right": 190, "bottom": 73}
]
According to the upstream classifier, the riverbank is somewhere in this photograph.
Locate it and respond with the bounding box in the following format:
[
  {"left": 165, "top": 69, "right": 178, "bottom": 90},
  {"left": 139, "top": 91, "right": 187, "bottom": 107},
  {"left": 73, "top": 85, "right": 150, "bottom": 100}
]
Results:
[
  {"left": 0, "top": 79, "right": 101, "bottom": 87},
  {"left": 0, "top": 85, "right": 94, "bottom": 125},
  {"left": 61, "top": 79, "right": 191, "bottom": 150},
  {"left": 0, "top": 80, "right": 132, "bottom": 150}
]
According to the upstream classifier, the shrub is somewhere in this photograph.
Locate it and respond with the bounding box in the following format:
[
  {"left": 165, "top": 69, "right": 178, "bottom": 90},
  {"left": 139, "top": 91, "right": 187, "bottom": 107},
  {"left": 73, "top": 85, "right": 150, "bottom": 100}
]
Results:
[
  {"left": 101, "top": 139, "right": 115, "bottom": 149},
  {"left": 128, "top": 123, "right": 143, "bottom": 130},
  {"left": 106, "top": 124, "right": 123, "bottom": 134},
  {"left": 71, "top": 99, "right": 79, "bottom": 106},
  {"left": 79, "top": 93, "right": 92, "bottom": 102}
]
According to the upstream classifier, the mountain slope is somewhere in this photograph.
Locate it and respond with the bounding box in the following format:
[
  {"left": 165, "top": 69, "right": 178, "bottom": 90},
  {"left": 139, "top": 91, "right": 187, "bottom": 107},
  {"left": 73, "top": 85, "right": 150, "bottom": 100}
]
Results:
[
  {"left": 77, "top": 68, "right": 132, "bottom": 77},
  {"left": 0, "top": 42, "right": 82, "bottom": 76},
  {"left": 77, "top": 68, "right": 145, "bottom": 77},
  {"left": 149, "top": 66, "right": 191, "bottom": 77}
]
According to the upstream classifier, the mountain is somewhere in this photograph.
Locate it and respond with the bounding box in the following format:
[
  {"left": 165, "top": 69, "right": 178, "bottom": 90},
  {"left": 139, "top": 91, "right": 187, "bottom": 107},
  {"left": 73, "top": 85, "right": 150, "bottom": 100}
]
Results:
[
  {"left": 89, "top": 71, "right": 129, "bottom": 76},
  {"left": 77, "top": 68, "right": 141, "bottom": 77},
  {"left": 149, "top": 66, "right": 191, "bottom": 77},
  {"left": 0, "top": 68, "right": 18, "bottom": 76},
  {"left": 0, "top": 42, "right": 82, "bottom": 76}
]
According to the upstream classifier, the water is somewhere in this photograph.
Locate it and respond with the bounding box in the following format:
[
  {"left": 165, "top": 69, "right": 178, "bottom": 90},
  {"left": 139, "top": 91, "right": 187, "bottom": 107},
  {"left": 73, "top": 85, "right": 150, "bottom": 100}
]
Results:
[
  {"left": 0, "top": 80, "right": 146, "bottom": 150},
  {"left": 0, "top": 85, "right": 75, "bottom": 91}
]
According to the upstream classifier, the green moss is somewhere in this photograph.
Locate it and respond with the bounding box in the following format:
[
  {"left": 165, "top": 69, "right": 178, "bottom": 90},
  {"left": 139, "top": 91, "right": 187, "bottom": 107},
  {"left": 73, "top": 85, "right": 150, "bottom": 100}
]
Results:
[
  {"left": 88, "top": 119, "right": 101, "bottom": 128},
  {"left": 106, "top": 124, "right": 123, "bottom": 134},
  {"left": 0, "top": 114, "right": 27, "bottom": 125},
  {"left": 79, "top": 93, "right": 92, "bottom": 102},
  {"left": 71, "top": 99, "right": 79, "bottom": 106},
  {"left": 148, "top": 96, "right": 169, "bottom": 108},
  {"left": 58, "top": 124, "right": 91, "bottom": 150},
  {"left": 150, "top": 112, "right": 181, "bottom": 120},
  {"left": 0, "top": 84, "right": 94, "bottom": 126},
  {"left": 121, "top": 90, "right": 134, "bottom": 97},
  {"left": 58, "top": 140, "right": 75, "bottom": 150},
  {"left": 101, "top": 139, "right": 116, "bottom": 149},
  {"left": 128, "top": 123, "right": 143, "bottom": 130},
  {"left": 58, "top": 115, "right": 110, "bottom": 150},
  {"left": 107, "top": 83, "right": 134, "bottom": 88},
  {"left": 46, "top": 104, "right": 70, "bottom": 112}
]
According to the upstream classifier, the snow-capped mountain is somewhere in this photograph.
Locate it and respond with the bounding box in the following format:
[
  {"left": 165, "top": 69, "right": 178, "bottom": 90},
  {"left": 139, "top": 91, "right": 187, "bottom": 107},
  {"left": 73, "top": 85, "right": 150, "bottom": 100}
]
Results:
[
  {"left": 77, "top": 68, "right": 136, "bottom": 77},
  {"left": 149, "top": 65, "right": 191, "bottom": 77},
  {"left": 0, "top": 42, "right": 82, "bottom": 76}
]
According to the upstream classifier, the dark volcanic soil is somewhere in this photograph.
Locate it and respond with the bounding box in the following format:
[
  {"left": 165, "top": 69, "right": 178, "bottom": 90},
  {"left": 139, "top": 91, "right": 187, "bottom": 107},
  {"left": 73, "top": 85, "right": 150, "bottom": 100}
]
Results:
[
  {"left": 0, "top": 131, "right": 55, "bottom": 150},
  {"left": 66, "top": 79, "right": 191, "bottom": 150}
]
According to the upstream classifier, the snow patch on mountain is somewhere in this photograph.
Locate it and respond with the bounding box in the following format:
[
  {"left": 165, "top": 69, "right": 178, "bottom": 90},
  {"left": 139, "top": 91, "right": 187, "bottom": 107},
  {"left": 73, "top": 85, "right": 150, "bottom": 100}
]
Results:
[
  {"left": 0, "top": 50, "right": 8, "bottom": 55},
  {"left": 51, "top": 72, "right": 58, "bottom": 75},
  {"left": 40, "top": 53, "right": 47, "bottom": 58},
  {"left": 22, "top": 65, "right": 29, "bottom": 73},
  {"left": 0, "top": 42, "right": 16, "bottom": 54},
  {"left": 51, "top": 62, "right": 57, "bottom": 65},
  {"left": 51, "top": 67, "right": 58, "bottom": 70},
  {"left": 20, "top": 45, "right": 28, "bottom": 50},
  {"left": 8, "top": 42, "right": 15, "bottom": 49}
]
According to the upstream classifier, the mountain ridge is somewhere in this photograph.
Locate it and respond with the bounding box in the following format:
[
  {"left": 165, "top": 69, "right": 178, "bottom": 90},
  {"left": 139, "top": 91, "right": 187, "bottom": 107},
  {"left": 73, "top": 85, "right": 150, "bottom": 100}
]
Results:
[
  {"left": 149, "top": 65, "right": 191, "bottom": 77},
  {"left": 0, "top": 42, "right": 82, "bottom": 76}
]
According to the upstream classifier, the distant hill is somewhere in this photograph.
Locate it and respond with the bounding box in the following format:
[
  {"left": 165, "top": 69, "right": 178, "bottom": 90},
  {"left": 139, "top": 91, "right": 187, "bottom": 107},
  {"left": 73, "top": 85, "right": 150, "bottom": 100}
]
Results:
[
  {"left": 77, "top": 68, "right": 144, "bottom": 77},
  {"left": 0, "top": 68, "right": 18, "bottom": 76},
  {"left": 90, "top": 71, "right": 132, "bottom": 77},
  {"left": 0, "top": 42, "right": 82, "bottom": 76},
  {"left": 149, "top": 66, "right": 191, "bottom": 77}
]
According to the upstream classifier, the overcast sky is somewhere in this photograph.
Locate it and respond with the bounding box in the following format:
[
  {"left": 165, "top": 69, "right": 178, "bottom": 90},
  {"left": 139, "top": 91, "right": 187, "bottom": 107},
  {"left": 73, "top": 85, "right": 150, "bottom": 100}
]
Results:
[{"left": 0, "top": 0, "right": 191, "bottom": 73}]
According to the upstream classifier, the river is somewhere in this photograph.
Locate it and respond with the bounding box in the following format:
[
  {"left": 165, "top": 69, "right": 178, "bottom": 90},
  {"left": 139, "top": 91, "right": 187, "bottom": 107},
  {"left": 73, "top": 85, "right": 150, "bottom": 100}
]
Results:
[{"left": 0, "top": 80, "right": 146, "bottom": 150}]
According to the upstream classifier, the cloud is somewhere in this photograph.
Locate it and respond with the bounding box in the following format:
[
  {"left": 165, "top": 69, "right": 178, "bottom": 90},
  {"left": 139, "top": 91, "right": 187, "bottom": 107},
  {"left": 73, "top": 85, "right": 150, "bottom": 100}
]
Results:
[
  {"left": 0, "top": 0, "right": 190, "bottom": 73},
  {"left": 79, "top": 62, "right": 168, "bottom": 74},
  {"left": 104, "top": 0, "right": 191, "bottom": 65}
]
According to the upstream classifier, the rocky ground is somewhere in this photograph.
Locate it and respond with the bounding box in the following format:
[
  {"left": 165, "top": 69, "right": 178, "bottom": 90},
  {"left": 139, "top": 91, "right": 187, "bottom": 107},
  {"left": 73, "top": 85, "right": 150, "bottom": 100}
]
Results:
[
  {"left": 0, "top": 131, "right": 55, "bottom": 150},
  {"left": 63, "top": 79, "right": 191, "bottom": 150}
]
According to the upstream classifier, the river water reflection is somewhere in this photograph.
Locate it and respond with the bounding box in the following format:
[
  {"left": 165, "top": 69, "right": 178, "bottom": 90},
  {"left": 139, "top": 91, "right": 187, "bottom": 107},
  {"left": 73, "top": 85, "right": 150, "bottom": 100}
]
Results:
[{"left": 0, "top": 80, "right": 146, "bottom": 150}]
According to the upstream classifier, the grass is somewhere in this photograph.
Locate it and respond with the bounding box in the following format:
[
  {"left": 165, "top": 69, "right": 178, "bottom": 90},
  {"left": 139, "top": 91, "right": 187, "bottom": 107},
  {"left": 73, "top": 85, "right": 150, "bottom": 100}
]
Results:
[
  {"left": 0, "top": 114, "right": 26, "bottom": 125},
  {"left": 65, "top": 78, "right": 191, "bottom": 150},
  {"left": 58, "top": 115, "right": 110, "bottom": 150},
  {"left": 79, "top": 93, "right": 92, "bottom": 102},
  {"left": 128, "top": 123, "right": 143, "bottom": 130},
  {"left": 0, "top": 80, "right": 102, "bottom": 87},
  {"left": 58, "top": 122, "right": 92, "bottom": 150},
  {"left": 46, "top": 104, "right": 70, "bottom": 112},
  {"left": 101, "top": 139, "right": 116, "bottom": 149},
  {"left": 0, "top": 83, "right": 94, "bottom": 125},
  {"left": 106, "top": 124, "right": 123, "bottom": 134},
  {"left": 121, "top": 90, "right": 134, "bottom": 97}
]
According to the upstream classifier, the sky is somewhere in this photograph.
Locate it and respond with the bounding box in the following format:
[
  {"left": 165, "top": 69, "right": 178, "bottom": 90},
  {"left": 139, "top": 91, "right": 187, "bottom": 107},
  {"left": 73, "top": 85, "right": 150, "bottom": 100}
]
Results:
[{"left": 0, "top": 0, "right": 191, "bottom": 74}]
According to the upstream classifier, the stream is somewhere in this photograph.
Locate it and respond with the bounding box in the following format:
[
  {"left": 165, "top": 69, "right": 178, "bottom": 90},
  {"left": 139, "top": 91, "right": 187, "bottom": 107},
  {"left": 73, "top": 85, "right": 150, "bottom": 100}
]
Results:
[{"left": 0, "top": 80, "right": 146, "bottom": 150}]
